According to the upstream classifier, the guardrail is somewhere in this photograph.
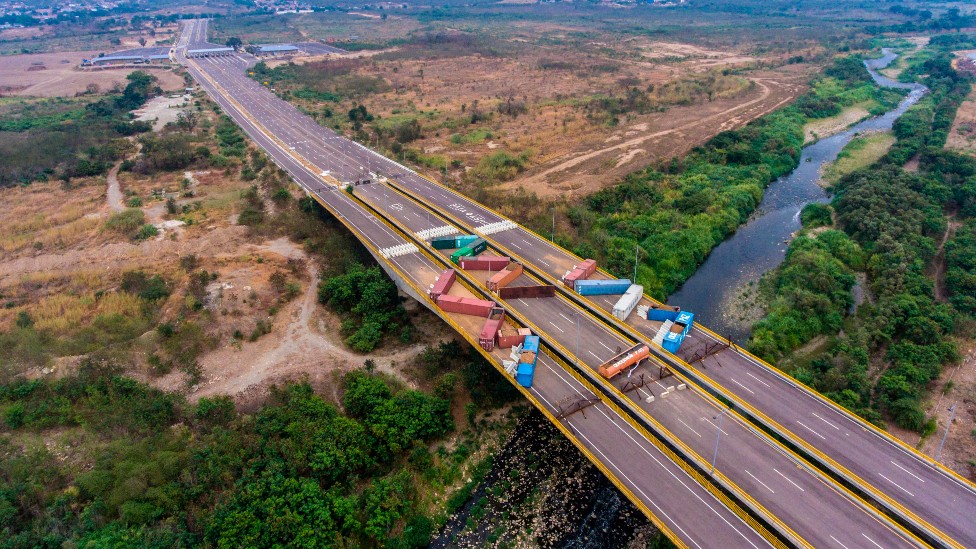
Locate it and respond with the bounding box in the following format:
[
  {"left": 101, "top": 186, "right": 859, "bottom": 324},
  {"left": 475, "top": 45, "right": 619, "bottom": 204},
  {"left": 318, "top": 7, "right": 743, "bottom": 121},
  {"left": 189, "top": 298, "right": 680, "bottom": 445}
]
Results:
[
  {"left": 401, "top": 167, "right": 976, "bottom": 499},
  {"left": 180, "top": 52, "right": 710, "bottom": 548},
  {"left": 377, "top": 177, "right": 934, "bottom": 549},
  {"left": 348, "top": 188, "right": 802, "bottom": 549}
]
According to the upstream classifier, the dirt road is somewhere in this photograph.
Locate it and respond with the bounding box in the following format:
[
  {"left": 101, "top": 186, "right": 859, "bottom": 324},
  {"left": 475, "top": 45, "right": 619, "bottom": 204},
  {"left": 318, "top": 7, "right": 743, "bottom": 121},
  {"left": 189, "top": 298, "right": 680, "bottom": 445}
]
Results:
[{"left": 507, "top": 72, "right": 808, "bottom": 198}]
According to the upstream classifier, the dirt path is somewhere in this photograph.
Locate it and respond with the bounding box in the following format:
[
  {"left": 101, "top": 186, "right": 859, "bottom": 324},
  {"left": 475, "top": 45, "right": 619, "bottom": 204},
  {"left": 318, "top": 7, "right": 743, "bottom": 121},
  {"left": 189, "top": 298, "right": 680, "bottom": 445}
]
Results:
[
  {"left": 162, "top": 243, "right": 428, "bottom": 405},
  {"left": 105, "top": 162, "right": 124, "bottom": 212},
  {"left": 932, "top": 218, "right": 961, "bottom": 303},
  {"left": 507, "top": 76, "right": 802, "bottom": 197}
]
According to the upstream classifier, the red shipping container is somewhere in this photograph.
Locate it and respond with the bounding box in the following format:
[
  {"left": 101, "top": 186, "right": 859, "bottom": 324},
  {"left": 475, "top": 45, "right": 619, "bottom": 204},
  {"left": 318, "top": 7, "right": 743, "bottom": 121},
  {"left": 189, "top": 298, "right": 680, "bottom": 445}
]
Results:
[
  {"left": 435, "top": 294, "right": 496, "bottom": 317},
  {"left": 497, "top": 328, "right": 525, "bottom": 349},
  {"left": 459, "top": 255, "right": 510, "bottom": 271},
  {"left": 479, "top": 307, "right": 506, "bottom": 351},
  {"left": 429, "top": 269, "right": 457, "bottom": 300},
  {"left": 487, "top": 262, "right": 523, "bottom": 292},
  {"left": 578, "top": 259, "right": 597, "bottom": 278},
  {"left": 563, "top": 268, "right": 584, "bottom": 288},
  {"left": 499, "top": 285, "right": 556, "bottom": 299}
]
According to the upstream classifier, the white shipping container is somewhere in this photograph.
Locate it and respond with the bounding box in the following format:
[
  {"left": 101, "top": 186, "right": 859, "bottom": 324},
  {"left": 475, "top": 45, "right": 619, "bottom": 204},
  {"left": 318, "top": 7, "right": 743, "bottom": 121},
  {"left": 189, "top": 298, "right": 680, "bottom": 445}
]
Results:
[{"left": 613, "top": 284, "right": 643, "bottom": 321}]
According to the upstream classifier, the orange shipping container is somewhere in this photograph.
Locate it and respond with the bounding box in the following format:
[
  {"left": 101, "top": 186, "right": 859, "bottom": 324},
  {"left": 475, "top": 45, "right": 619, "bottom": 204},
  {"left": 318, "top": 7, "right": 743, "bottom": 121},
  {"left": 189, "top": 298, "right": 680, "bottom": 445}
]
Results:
[
  {"left": 598, "top": 344, "right": 650, "bottom": 379},
  {"left": 487, "top": 262, "right": 523, "bottom": 292}
]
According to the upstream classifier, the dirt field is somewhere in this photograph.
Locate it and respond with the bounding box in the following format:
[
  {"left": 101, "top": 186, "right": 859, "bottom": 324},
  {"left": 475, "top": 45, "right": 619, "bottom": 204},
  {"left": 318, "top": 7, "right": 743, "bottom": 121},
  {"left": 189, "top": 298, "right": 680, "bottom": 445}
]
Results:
[
  {"left": 504, "top": 66, "right": 812, "bottom": 198},
  {"left": 0, "top": 51, "right": 183, "bottom": 96},
  {"left": 286, "top": 38, "right": 814, "bottom": 199},
  {"left": 946, "top": 86, "right": 976, "bottom": 155},
  {"left": 890, "top": 343, "right": 976, "bottom": 480}
]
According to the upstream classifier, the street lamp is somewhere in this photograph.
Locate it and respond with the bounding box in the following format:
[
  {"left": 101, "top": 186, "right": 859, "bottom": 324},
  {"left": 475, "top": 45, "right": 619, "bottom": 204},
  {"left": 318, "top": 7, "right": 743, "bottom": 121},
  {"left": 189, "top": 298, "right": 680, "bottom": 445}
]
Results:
[
  {"left": 710, "top": 406, "right": 731, "bottom": 475},
  {"left": 575, "top": 312, "right": 581, "bottom": 367},
  {"left": 936, "top": 402, "right": 958, "bottom": 463}
]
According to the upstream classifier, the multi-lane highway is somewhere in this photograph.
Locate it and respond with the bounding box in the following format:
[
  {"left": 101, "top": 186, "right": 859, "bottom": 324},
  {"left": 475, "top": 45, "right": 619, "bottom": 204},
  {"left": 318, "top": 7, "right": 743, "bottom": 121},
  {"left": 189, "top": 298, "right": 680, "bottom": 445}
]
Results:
[
  {"left": 175, "top": 18, "right": 975, "bottom": 548},
  {"left": 175, "top": 19, "right": 784, "bottom": 549}
]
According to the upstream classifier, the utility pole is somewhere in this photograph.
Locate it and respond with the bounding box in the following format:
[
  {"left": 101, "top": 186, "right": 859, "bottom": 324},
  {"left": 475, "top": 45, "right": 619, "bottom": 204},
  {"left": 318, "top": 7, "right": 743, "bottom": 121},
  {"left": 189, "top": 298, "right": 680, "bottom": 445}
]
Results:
[
  {"left": 551, "top": 207, "right": 555, "bottom": 243},
  {"left": 936, "top": 402, "right": 958, "bottom": 463},
  {"left": 711, "top": 407, "right": 728, "bottom": 475},
  {"left": 575, "top": 312, "right": 580, "bottom": 367},
  {"left": 633, "top": 245, "right": 640, "bottom": 283}
]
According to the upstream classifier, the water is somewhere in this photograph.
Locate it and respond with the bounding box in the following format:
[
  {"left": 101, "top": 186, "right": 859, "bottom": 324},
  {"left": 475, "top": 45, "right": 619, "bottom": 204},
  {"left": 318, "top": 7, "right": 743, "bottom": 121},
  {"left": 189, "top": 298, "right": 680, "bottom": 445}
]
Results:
[{"left": 666, "top": 50, "right": 927, "bottom": 343}]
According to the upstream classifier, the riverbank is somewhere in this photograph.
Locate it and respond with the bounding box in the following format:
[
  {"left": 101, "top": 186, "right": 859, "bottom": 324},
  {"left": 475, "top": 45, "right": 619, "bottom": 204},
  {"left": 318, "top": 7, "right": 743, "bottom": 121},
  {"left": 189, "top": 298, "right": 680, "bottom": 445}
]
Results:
[
  {"left": 665, "top": 50, "right": 924, "bottom": 342},
  {"left": 746, "top": 36, "right": 975, "bottom": 449}
]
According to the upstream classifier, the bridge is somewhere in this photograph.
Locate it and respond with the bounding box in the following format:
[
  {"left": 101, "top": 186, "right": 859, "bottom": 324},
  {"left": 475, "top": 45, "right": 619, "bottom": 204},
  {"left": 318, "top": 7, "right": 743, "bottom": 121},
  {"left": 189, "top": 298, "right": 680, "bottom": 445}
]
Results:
[{"left": 175, "top": 19, "right": 976, "bottom": 548}]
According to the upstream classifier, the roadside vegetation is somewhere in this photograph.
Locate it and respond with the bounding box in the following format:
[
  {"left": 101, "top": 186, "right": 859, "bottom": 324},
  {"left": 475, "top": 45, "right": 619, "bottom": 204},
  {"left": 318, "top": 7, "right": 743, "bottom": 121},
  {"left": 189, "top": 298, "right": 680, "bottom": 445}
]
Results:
[{"left": 748, "top": 37, "right": 976, "bottom": 434}]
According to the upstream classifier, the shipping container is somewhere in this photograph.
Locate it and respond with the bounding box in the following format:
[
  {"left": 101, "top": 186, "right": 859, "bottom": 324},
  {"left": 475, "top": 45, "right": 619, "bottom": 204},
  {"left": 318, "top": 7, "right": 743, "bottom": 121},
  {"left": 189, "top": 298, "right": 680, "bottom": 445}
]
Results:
[
  {"left": 456, "top": 234, "right": 479, "bottom": 248},
  {"left": 431, "top": 234, "right": 478, "bottom": 250},
  {"left": 575, "top": 278, "right": 632, "bottom": 296},
  {"left": 429, "top": 269, "right": 457, "bottom": 301},
  {"left": 430, "top": 235, "right": 458, "bottom": 250},
  {"left": 598, "top": 343, "right": 650, "bottom": 379},
  {"left": 450, "top": 247, "right": 474, "bottom": 264},
  {"left": 450, "top": 238, "right": 489, "bottom": 264},
  {"left": 578, "top": 259, "right": 597, "bottom": 278},
  {"left": 661, "top": 311, "right": 694, "bottom": 354},
  {"left": 646, "top": 304, "right": 681, "bottom": 322},
  {"left": 497, "top": 328, "right": 526, "bottom": 349},
  {"left": 562, "top": 268, "right": 585, "bottom": 288},
  {"left": 479, "top": 307, "right": 506, "bottom": 351},
  {"left": 459, "top": 255, "right": 510, "bottom": 271},
  {"left": 468, "top": 238, "right": 488, "bottom": 255},
  {"left": 612, "top": 284, "right": 643, "bottom": 321},
  {"left": 435, "top": 294, "right": 496, "bottom": 317},
  {"left": 487, "top": 262, "right": 523, "bottom": 292},
  {"left": 515, "top": 335, "right": 541, "bottom": 388},
  {"left": 516, "top": 362, "right": 536, "bottom": 388},
  {"left": 499, "top": 285, "right": 557, "bottom": 299}
]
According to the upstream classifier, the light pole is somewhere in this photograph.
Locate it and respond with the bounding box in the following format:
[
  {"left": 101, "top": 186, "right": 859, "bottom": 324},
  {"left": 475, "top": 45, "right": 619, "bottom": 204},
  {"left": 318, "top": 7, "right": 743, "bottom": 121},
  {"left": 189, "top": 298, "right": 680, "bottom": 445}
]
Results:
[
  {"left": 710, "top": 407, "right": 729, "bottom": 475},
  {"left": 551, "top": 207, "right": 555, "bottom": 243},
  {"left": 575, "top": 312, "right": 581, "bottom": 367},
  {"left": 633, "top": 244, "right": 640, "bottom": 283},
  {"left": 936, "top": 402, "right": 958, "bottom": 463}
]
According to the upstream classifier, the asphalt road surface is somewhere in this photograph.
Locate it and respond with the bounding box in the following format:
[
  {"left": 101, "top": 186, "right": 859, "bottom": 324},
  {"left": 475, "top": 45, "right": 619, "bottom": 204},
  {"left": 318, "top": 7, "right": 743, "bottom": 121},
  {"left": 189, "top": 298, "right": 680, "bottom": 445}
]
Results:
[{"left": 175, "top": 19, "right": 780, "bottom": 549}]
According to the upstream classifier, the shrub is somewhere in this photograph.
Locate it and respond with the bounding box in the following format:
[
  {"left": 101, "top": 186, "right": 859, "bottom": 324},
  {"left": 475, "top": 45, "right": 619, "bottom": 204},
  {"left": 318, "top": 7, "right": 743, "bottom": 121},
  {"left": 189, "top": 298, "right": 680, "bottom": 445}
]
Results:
[{"left": 105, "top": 209, "right": 146, "bottom": 235}]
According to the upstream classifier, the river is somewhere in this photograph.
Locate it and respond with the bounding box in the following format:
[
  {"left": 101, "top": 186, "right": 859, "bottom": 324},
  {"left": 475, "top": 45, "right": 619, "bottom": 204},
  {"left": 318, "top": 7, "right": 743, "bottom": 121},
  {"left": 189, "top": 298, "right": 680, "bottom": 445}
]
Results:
[{"left": 666, "top": 50, "right": 927, "bottom": 343}]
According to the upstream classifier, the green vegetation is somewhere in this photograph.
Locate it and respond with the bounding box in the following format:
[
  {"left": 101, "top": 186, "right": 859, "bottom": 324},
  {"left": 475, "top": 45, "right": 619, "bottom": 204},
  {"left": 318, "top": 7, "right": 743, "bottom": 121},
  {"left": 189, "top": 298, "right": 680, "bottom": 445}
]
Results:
[
  {"left": 946, "top": 221, "right": 976, "bottom": 314},
  {"left": 0, "top": 362, "right": 459, "bottom": 547},
  {"left": 822, "top": 131, "right": 896, "bottom": 184},
  {"left": 748, "top": 40, "right": 975, "bottom": 433},
  {"left": 318, "top": 265, "right": 410, "bottom": 352},
  {"left": 0, "top": 71, "right": 159, "bottom": 186},
  {"left": 750, "top": 229, "right": 863, "bottom": 359},
  {"left": 561, "top": 55, "right": 902, "bottom": 299}
]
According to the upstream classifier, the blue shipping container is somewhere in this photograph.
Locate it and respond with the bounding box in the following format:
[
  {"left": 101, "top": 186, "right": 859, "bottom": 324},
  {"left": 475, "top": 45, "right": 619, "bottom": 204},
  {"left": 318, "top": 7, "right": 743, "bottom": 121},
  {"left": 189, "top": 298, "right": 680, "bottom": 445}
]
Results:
[
  {"left": 662, "top": 311, "right": 695, "bottom": 354},
  {"left": 575, "top": 279, "right": 632, "bottom": 296},
  {"left": 646, "top": 306, "right": 680, "bottom": 322},
  {"left": 516, "top": 362, "right": 535, "bottom": 388},
  {"left": 522, "top": 335, "right": 540, "bottom": 354},
  {"left": 456, "top": 234, "right": 479, "bottom": 248}
]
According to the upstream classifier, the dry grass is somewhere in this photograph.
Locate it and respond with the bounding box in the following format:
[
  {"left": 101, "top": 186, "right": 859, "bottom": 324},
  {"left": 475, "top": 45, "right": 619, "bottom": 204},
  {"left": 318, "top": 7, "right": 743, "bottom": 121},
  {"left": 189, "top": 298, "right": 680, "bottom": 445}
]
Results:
[
  {"left": 0, "top": 178, "right": 107, "bottom": 255},
  {"left": 29, "top": 291, "right": 144, "bottom": 334}
]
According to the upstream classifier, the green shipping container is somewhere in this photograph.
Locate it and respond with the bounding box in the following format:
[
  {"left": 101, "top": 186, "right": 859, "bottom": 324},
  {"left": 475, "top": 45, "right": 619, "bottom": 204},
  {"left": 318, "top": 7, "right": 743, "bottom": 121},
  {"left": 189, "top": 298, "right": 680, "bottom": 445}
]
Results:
[
  {"left": 431, "top": 236, "right": 457, "bottom": 250},
  {"left": 450, "top": 247, "right": 474, "bottom": 264},
  {"left": 469, "top": 238, "right": 488, "bottom": 256}
]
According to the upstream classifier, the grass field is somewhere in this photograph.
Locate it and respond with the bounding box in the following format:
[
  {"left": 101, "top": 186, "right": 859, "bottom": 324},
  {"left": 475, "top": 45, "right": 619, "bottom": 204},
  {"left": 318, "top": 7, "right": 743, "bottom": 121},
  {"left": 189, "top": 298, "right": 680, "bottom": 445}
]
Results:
[{"left": 822, "top": 131, "right": 896, "bottom": 184}]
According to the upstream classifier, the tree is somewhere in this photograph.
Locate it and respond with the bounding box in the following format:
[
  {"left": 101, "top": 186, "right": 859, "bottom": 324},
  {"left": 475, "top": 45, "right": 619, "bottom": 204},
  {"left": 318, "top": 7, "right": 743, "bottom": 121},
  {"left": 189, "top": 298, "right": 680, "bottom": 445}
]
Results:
[{"left": 225, "top": 37, "right": 242, "bottom": 49}]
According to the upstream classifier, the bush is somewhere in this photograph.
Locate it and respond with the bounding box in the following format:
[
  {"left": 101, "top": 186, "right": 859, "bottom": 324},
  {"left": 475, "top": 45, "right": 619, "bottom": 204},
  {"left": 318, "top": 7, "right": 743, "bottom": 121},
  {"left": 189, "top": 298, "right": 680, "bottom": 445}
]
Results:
[
  {"left": 105, "top": 209, "right": 146, "bottom": 235},
  {"left": 135, "top": 224, "right": 159, "bottom": 240}
]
